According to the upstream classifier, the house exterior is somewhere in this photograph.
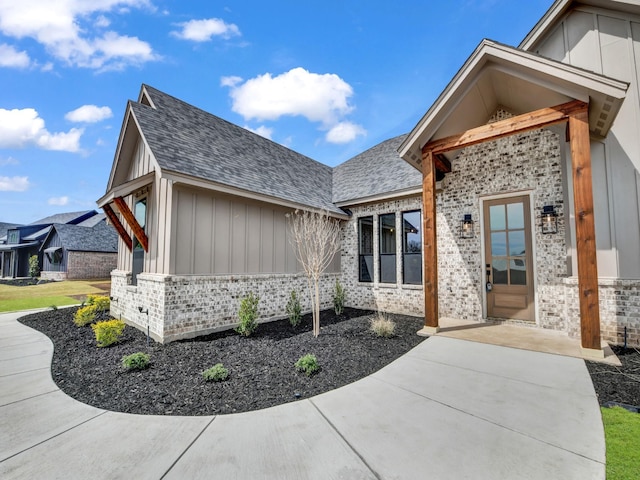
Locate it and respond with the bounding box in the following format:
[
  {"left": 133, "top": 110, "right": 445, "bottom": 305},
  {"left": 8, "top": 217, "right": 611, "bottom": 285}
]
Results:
[
  {"left": 0, "top": 211, "right": 100, "bottom": 278},
  {"left": 39, "top": 215, "right": 118, "bottom": 281},
  {"left": 101, "top": 0, "right": 640, "bottom": 350}
]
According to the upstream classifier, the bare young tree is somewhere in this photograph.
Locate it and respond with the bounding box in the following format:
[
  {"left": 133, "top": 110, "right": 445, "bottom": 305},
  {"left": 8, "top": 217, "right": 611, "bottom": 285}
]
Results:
[{"left": 288, "top": 209, "right": 342, "bottom": 337}]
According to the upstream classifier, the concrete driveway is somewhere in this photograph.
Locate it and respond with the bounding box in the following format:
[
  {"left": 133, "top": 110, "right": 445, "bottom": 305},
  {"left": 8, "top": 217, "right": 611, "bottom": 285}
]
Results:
[{"left": 0, "top": 310, "right": 605, "bottom": 479}]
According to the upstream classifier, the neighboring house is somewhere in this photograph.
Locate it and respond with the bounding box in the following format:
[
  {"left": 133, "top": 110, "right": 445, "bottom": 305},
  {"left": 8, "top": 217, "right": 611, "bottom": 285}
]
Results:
[
  {"left": 0, "top": 222, "right": 22, "bottom": 277},
  {"left": 39, "top": 215, "right": 118, "bottom": 280},
  {"left": 100, "top": 0, "right": 640, "bottom": 352},
  {"left": 0, "top": 211, "right": 99, "bottom": 278}
]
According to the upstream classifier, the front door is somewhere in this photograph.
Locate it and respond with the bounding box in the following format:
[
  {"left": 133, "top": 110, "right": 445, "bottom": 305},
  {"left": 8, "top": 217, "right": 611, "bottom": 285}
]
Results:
[{"left": 484, "top": 195, "right": 534, "bottom": 321}]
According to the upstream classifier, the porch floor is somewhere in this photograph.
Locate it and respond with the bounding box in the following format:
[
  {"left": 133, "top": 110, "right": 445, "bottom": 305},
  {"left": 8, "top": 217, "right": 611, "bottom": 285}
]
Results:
[{"left": 433, "top": 317, "right": 621, "bottom": 366}]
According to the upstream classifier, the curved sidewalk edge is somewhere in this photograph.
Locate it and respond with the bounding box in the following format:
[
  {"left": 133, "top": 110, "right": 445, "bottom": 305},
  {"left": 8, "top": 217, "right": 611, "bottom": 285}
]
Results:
[{"left": 0, "top": 311, "right": 605, "bottom": 480}]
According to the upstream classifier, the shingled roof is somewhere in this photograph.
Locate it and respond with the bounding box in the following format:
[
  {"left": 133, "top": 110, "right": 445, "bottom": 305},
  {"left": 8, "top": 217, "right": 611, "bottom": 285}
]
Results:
[
  {"left": 332, "top": 134, "right": 422, "bottom": 204},
  {"left": 43, "top": 220, "right": 118, "bottom": 253},
  {"left": 132, "top": 86, "right": 342, "bottom": 215}
]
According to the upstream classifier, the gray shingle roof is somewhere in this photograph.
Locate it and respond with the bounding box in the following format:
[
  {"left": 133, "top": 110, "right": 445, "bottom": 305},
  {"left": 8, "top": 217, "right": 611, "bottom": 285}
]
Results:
[
  {"left": 0, "top": 222, "right": 21, "bottom": 241},
  {"left": 332, "top": 134, "right": 422, "bottom": 204},
  {"left": 133, "top": 86, "right": 342, "bottom": 215},
  {"left": 29, "top": 210, "right": 97, "bottom": 226},
  {"left": 45, "top": 220, "right": 118, "bottom": 253}
]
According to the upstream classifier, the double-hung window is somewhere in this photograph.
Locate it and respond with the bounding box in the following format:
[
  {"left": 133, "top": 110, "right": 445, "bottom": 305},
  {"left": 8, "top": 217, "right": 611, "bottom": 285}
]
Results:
[
  {"left": 379, "top": 213, "right": 396, "bottom": 283},
  {"left": 358, "top": 216, "right": 373, "bottom": 282}
]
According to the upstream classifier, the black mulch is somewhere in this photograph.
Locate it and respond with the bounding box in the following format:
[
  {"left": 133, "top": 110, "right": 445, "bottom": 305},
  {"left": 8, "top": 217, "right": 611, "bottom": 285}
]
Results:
[
  {"left": 18, "top": 308, "right": 640, "bottom": 416},
  {"left": 0, "top": 278, "right": 52, "bottom": 287},
  {"left": 19, "top": 307, "right": 425, "bottom": 416},
  {"left": 586, "top": 346, "right": 640, "bottom": 409}
]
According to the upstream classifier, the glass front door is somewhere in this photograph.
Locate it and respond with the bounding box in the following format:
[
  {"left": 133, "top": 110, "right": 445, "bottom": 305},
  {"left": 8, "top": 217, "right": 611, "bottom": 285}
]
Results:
[{"left": 483, "top": 195, "right": 534, "bottom": 321}]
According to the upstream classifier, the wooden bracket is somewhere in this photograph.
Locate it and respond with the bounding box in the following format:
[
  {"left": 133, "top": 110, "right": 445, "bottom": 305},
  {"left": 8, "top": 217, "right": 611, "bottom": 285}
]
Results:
[
  {"left": 113, "top": 196, "right": 149, "bottom": 252},
  {"left": 103, "top": 203, "right": 133, "bottom": 252}
]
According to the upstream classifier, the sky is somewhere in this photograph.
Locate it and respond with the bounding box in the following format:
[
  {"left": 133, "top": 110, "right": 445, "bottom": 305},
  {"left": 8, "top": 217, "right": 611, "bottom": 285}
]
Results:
[{"left": 0, "top": 0, "right": 555, "bottom": 224}]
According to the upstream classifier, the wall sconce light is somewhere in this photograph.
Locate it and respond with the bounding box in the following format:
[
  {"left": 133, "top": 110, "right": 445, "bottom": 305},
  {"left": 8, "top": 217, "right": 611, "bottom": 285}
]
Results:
[
  {"left": 459, "top": 214, "right": 474, "bottom": 239},
  {"left": 541, "top": 205, "right": 558, "bottom": 234}
]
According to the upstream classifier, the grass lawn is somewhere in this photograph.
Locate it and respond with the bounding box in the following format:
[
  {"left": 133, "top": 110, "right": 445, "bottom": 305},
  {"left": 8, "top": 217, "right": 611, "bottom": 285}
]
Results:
[
  {"left": 0, "top": 280, "right": 110, "bottom": 312},
  {"left": 603, "top": 406, "right": 640, "bottom": 479}
]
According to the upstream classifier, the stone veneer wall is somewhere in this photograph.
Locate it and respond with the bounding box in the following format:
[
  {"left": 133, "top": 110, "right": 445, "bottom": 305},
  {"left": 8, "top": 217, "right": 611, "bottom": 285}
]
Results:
[
  {"left": 341, "top": 196, "right": 425, "bottom": 317},
  {"left": 564, "top": 278, "right": 640, "bottom": 347},
  {"left": 436, "top": 110, "right": 568, "bottom": 330},
  {"left": 40, "top": 271, "right": 67, "bottom": 281},
  {"left": 66, "top": 251, "right": 117, "bottom": 280},
  {"left": 110, "top": 270, "right": 340, "bottom": 343}
]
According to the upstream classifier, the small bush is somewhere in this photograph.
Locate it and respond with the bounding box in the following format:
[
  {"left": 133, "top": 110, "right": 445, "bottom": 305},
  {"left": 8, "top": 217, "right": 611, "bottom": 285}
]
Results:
[
  {"left": 87, "top": 295, "right": 110, "bottom": 313},
  {"left": 286, "top": 290, "right": 302, "bottom": 327},
  {"left": 28, "top": 255, "right": 40, "bottom": 278},
  {"left": 49, "top": 305, "right": 58, "bottom": 311},
  {"left": 74, "top": 305, "right": 97, "bottom": 327},
  {"left": 91, "top": 319, "right": 126, "bottom": 347},
  {"left": 370, "top": 313, "right": 396, "bottom": 338},
  {"left": 202, "top": 363, "right": 229, "bottom": 382},
  {"left": 295, "top": 354, "right": 320, "bottom": 377},
  {"left": 122, "top": 352, "right": 150, "bottom": 370},
  {"left": 333, "top": 279, "right": 345, "bottom": 315},
  {"left": 235, "top": 293, "right": 260, "bottom": 336}
]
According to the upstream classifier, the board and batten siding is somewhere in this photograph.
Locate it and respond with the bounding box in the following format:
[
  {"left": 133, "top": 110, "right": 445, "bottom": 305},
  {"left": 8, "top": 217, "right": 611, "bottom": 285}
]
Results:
[
  {"left": 41, "top": 231, "right": 67, "bottom": 273},
  {"left": 533, "top": 6, "right": 640, "bottom": 278},
  {"left": 169, "top": 185, "right": 341, "bottom": 275}
]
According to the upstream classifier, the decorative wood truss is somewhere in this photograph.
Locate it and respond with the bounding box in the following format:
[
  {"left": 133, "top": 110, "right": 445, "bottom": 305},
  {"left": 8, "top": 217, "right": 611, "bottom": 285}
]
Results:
[
  {"left": 105, "top": 197, "right": 149, "bottom": 253},
  {"left": 421, "top": 100, "right": 601, "bottom": 351}
]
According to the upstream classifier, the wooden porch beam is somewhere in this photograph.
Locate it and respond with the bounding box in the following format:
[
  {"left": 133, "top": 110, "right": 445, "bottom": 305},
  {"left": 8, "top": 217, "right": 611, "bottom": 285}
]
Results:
[
  {"left": 434, "top": 154, "right": 452, "bottom": 173},
  {"left": 113, "top": 196, "right": 149, "bottom": 253},
  {"left": 568, "top": 109, "right": 601, "bottom": 351},
  {"left": 424, "top": 100, "right": 587, "bottom": 155},
  {"left": 103, "top": 203, "right": 133, "bottom": 252},
  {"left": 421, "top": 150, "right": 439, "bottom": 331}
]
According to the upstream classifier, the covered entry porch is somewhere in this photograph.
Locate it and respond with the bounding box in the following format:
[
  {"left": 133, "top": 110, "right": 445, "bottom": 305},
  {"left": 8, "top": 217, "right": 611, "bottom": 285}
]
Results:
[{"left": 399, "top": 40, "right": 628, "bottom": 355}]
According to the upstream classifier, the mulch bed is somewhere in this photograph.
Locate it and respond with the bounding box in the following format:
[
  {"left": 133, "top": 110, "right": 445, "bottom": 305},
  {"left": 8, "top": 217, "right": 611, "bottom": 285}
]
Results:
[
  {"left": 18, "top": 307, "right": 640, "bottom": 415},
  {"left": 586, "top": 346, "right": 640, "bottom": 409},
  {"left": 0, "top": 278, "right": 52, "bottom": 287},
  {"left": 19, "top": 307, "right": 425, "bottom": 416}
]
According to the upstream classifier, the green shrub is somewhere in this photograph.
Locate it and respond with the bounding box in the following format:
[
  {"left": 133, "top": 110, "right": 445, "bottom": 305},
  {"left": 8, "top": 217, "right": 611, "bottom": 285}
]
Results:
[
  {"left": 91, "top": 319, "right": 126, "bottom": 347},
  {"left": 286, "top": 290, "right": 302, "bottom": 327},
  {"left": 87, "top": 295, "right": 110, "bottom": 313},
  {"left": 235, "top": 293, "right": 260, "bottom": 336},
  {"left": 122, "top": 352, "right": 150, "bottom": 370},
  {"left": 295, "top": 354, "right": 320, "bottom": 377},
  {"left": 202, "top": 363, "right": 229, "bottom": 382},
  {"left": 370, "top": 313, "right": 396, "bottom": 338},
  {"left": 333, "top": 279, "right": 345, "bottom": 315},
  {"left": 28, "top": 255, "right": 40, "bottom": 278},
  {"left": 74, "top": 305, "right": 97, "bottom": 327}
]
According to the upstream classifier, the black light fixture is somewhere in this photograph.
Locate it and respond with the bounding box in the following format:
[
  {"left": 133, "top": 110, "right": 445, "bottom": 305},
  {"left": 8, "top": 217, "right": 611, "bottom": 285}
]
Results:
[
  {"left": 459, "top": 214, "right": 474, "bottom": 239},
  {"left": 541, "top": 205, "right": 558, "bottom": 234}
]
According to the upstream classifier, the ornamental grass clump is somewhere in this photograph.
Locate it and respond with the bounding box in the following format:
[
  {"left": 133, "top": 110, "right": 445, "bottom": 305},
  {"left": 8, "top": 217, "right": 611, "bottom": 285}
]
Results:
[
  {"left": 286, "top": 290, "right": 302, "bottom": 327},
  {"left": 370, "top": 313, "right": 396, "bottom": 338},
  {"left": 122, "top": 352, "right": 150, "bottom": 371},
  {"left": 202, "top": 363, "right": 229, "bottom": 382},
  {"left": 91, "top": 319, "right": 126, "bottom": 347},
  {"left": 235, "top": 293, "right": 260, "bottom": 336},
  {"left": 295, "top": 354, "right": 320, "bottom": 377}
]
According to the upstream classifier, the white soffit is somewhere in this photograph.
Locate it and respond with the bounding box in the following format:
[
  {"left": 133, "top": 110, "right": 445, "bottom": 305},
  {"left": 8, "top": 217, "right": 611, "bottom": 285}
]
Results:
[{"left": 399, "top": 40, "right": 628, "bottom": 169}]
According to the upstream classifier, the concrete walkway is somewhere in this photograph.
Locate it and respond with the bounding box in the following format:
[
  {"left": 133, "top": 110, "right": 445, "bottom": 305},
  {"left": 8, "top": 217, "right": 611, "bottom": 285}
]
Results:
[{"left": 0, "top": 311, "right": 605, "bottom": 479}]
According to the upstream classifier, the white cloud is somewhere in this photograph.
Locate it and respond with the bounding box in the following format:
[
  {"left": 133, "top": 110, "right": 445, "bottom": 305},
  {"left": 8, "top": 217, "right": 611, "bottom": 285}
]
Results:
[
  {"left": 0, "top": 1, "right": 158, "bottom": 70},
  {"left": 0, "top": 43, "right": 31, "bottom": 68},
  {"left": 225, "top": 67, "right": 354, "bottom": 126},
  {"left": 65, "top": 105, "right": 113, "bottom": 123},
  {"left": 0, "top": 108, "right": 83, "bottom": 152},
  {"left": 95, "top": 15, "right": 111, "bottom": 28},
  {"left": 48, "top": 196, "right": 69, "bottom": 206},
  {"left": 171, "top": 18, "right": 240, "bottom": 42},
  {"left": 325, "top": 121, "right": 366, "bottom": 144},
  {"left": 244, "top": 125, "right": 273, "bottom": 140},
  {"left": 0, "top": 176, "right": 30, "bottom": 192},
  {"left": 0, "top": 156, "right": 19, "bottom": 166},
  {"left": 220, "top": 75, "right": 242, "bottom": 88}
]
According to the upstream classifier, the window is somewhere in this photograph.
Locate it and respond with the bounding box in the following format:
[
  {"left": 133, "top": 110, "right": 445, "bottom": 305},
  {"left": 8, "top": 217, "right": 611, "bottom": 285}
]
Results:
[
  {"left": 358, "top": 216, "right": 373, "bottom": 282},
  {"left": 131, "top": 197, "right": 147, "bottom": 286},
  {"left": 402, "top": 210, "right": 422, "bottom": 285},
  {"left": 7, "top": 230, "right": 19, "bottom": 244},
  {"left": 379, "top": 213, "right": 396, "bottom": 283}
]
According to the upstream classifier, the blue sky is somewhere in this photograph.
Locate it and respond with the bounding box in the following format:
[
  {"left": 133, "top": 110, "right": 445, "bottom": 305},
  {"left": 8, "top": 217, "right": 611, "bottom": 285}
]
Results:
[{"left": 0, "top": 0, "right": 554, "bottom": 224}]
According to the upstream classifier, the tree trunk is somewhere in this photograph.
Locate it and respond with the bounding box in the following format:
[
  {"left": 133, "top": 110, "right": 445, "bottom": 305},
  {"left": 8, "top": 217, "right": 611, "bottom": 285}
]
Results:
[{"left": 314, "top": 280, "right": 320, "bottom": 337}]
